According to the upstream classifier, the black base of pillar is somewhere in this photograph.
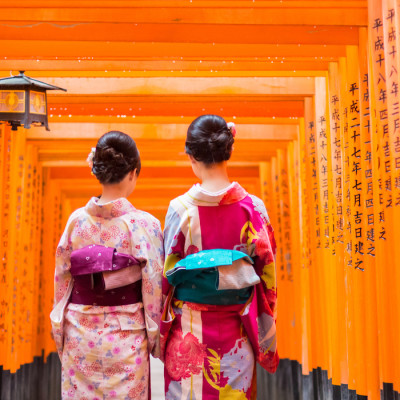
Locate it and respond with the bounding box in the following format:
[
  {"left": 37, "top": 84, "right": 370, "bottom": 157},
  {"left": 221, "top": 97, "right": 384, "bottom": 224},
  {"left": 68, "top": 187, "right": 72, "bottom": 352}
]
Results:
[
  {"left": 382, "top": 382, "right": 400, "bottom": 400},
  {"left": 257, "top": 358, "right": 395, "bottom": 400},
  {"left": 0, "top": 353, "right": 61, "bottom": 400}
]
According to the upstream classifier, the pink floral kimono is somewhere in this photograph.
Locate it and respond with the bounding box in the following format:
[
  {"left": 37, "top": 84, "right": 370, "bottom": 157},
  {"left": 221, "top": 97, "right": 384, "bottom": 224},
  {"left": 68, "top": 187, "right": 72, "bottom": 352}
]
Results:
[
  {"left": 161, "top": 182, "right": 278, "bottom": 400},
  {"left": 51, "top": 197, "right": 164, "bottom": 400}
]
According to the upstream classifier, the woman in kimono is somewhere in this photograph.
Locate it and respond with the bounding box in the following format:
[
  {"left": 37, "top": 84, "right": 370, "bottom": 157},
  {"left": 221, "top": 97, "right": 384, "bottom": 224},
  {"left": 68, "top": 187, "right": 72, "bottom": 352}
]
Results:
[
  {"left": 161, "top": 115, "right": 278, "bottom": 400},
  {"left": 51, "top": 131, "right": 164, "bottom": 400}
]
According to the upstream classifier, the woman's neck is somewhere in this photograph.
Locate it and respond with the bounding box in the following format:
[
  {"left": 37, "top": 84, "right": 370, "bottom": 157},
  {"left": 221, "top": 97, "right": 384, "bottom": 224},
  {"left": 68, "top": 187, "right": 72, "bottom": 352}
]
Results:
[
  {"left": 97, "top": 185, "right": 128, "bottom": 205},
  {"left": 200, "top": 163, "right": 231, "bottom": 192}
]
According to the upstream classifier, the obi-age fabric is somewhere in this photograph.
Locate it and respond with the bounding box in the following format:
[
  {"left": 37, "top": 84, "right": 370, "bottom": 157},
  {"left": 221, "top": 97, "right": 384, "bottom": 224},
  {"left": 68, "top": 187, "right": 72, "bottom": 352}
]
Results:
[
  {"left": 161, "top": 182, "right": 278, "bottom": 400},
  {"left": 51, "top": 197, "right": 164, "bottom": 400}
]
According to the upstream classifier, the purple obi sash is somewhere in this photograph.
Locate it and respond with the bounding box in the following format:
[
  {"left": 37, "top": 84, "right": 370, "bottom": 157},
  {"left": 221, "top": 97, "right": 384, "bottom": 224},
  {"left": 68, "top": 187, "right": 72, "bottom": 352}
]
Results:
[{"left": 70, "top": 245, "right": 143, "bottom": 306}]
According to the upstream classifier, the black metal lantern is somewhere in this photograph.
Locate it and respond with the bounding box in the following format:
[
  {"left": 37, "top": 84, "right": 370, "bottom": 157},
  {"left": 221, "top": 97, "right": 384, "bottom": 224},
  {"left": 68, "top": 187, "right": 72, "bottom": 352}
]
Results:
[{"left": 0, "top": 71, "right": 66, "bottom": 131}]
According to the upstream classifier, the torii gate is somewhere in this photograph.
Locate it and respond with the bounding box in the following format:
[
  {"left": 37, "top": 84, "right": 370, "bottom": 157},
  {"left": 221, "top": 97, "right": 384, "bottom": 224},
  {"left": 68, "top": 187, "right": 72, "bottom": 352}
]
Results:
[{"left": 0, "top": 1, "right": 399, "bottom": 399}]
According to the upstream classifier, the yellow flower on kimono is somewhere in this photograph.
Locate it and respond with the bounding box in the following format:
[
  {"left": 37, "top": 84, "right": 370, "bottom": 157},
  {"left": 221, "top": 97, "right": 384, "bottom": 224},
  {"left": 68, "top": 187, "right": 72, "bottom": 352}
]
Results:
[{"left": 261, "top": 262, "right": 276, "bottom": 291}]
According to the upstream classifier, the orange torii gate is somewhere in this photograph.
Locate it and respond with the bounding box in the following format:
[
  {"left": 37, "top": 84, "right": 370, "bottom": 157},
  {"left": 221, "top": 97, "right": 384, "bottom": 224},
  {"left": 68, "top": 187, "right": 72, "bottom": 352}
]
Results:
[{"left": 0, "top": 1, "right": 399, "bottom": 399}]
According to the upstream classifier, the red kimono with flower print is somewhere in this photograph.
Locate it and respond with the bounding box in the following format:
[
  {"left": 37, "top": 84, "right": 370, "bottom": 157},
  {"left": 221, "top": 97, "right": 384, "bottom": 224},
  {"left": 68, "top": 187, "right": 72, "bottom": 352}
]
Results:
[{"left": 161, "top": 182, "right": 278, "bottom": 400}]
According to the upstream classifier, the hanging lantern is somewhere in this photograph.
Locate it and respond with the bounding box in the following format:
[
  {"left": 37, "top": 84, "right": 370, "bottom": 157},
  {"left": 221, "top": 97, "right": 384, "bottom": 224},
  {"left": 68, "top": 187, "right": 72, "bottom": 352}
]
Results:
[{"left": 0, "top": 71, "right": 67, "bottom": 131}]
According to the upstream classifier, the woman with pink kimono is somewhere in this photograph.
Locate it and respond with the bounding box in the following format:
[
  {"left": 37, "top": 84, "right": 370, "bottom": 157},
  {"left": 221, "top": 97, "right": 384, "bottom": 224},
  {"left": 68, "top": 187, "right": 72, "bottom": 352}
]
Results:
[
  {"left": 51, "top": 131, "right": 164, "bottom": 400},
  {"left": 161, "top": 115, "right": 279, "bottom": 400}
]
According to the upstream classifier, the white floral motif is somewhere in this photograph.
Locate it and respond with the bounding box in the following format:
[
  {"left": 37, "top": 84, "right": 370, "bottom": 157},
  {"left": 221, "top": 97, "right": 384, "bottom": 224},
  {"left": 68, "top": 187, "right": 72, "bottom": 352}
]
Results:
[{"left": 86, "top": 147, "right": 96, "bottom": 168}]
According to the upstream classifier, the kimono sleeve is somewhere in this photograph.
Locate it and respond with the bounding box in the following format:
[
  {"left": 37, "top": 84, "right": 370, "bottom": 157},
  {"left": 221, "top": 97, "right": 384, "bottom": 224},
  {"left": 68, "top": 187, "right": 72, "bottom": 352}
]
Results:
[
  {"left": 248, "top": 195, "right": 279, "bottom": 372},
  {"left": 50, "top": 211, "right": 79, "bottom": 359},
  {"left": 162, "top": 202, "right": 185, "bottom": 297},
  {"left": 158, "top": 202, "right": 185, "bottom": 361},
  {"left": 140, "top": 217, "right": 165, "bottom": 359}
]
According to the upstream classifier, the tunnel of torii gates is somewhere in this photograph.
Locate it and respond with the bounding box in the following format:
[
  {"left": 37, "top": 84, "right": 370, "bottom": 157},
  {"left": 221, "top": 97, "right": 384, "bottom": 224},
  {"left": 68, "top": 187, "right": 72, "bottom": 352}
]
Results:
[{"left": 1, "top": 1, "right": 400, "bottom": 399}]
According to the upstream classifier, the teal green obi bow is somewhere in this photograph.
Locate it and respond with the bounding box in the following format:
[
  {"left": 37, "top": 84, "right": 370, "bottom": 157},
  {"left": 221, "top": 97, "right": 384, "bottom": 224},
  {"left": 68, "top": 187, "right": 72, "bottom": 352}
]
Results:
[{"left": 166, "top": 249, "right": 257, "bottom": 305}]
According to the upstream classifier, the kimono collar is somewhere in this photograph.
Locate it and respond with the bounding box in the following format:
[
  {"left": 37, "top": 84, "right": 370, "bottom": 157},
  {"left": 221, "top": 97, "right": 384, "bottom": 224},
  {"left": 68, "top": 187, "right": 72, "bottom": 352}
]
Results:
[
  {"left": 85, "top": 197, "right": 135, "bottom": 218},
  {"left": 184, "top": 182, "right": 248, "bottom": 206}
]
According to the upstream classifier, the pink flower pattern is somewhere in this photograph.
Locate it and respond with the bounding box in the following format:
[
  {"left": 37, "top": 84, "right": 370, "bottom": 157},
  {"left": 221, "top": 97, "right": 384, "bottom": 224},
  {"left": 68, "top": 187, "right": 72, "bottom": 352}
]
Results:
[
  {"left": 56, "top": 247, "right": 63, "bottom": 257},
  {"left": 81, "top": 228, "right": 92, "bottom": 240},
  {"left": 109, "top": 225, "right": 120, "bottom": 238},
  {"left": 166, "top": 330, "right": 207, "bottom": 380},
  {"left": 100, "top": 230, "right": 112, "bottom": 242},
  {"left": 128, "top": 381, "right": 146, "bottom": 398},
  {"left": 254, "top": 225, "right": 275, "bottom": 265},
  {"left": 143, "top": 278, "right": 153, "bottom": 293}
]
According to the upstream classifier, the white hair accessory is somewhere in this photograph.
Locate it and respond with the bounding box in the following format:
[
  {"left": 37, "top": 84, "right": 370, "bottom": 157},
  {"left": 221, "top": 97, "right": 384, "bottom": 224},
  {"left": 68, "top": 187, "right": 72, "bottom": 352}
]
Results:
[
  {"left": 86, "top": 147, "right": 96, "bottom": 169},
  {"left": 227, "top": 122, "right": 236, "bottom": 137}
]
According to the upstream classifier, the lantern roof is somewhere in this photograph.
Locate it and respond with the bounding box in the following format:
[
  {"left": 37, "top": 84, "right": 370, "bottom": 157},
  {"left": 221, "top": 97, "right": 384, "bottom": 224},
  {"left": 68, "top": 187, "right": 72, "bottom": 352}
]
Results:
[{"left": 0, "top": 71, "right": 66, "bottom": 92}]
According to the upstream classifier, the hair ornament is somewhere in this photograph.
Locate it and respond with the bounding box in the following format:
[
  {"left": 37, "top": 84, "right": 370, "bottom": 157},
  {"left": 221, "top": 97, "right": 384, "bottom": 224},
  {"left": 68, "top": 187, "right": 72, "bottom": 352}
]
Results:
[
  {"left": 227, "top": 122, "right": 236, "bottom": 137},
  {"left": 86, "top": 147, "right": 96, "bottom": 169}
]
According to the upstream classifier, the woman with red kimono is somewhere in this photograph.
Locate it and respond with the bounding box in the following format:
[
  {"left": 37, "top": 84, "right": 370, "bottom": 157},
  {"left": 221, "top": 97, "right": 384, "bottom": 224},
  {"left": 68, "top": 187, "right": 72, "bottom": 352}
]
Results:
[{"left": 161, "top": 115, "right": 279, "bottom": 400}]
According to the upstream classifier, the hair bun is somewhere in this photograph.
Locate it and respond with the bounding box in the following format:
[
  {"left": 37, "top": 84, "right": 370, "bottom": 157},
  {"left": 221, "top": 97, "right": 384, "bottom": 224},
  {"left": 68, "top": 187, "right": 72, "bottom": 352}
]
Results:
[
  {"left": 91, "top": 131, "right": 141, "bottom": 184},
  {"left": 185, "top": 115, "right": 234, "bottom": 165},
  {"left": 100, "top": 147, "right": 126, "bottom": 164}
]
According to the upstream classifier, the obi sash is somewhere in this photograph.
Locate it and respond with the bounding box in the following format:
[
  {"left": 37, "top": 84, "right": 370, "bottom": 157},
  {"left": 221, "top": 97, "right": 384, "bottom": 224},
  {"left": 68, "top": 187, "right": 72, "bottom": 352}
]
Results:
[
  {"left": 70, "top": 245, "right": 143, "bottom": 306},
  {"left": 166, "top": 249, "right": 260, "bottom": 305}
]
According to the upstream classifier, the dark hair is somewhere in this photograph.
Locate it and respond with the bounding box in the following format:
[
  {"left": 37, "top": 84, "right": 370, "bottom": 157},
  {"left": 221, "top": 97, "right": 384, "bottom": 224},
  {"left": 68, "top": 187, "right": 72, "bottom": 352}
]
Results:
[
  {"left": 185, "top": 115, "right": 234, "bottom": 165},
  {"left": 92, "top": 131, "right": 141, "bottom": 184}
]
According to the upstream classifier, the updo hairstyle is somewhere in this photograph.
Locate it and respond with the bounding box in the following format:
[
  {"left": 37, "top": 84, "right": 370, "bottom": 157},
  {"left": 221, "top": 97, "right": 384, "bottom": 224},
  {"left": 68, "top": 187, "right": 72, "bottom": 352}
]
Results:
[
  {"left": 185, "top": 115, "right": 234, "bottom": 165},
  {"left": 92, "top": 131, "right": 141, "bottom": 184}
]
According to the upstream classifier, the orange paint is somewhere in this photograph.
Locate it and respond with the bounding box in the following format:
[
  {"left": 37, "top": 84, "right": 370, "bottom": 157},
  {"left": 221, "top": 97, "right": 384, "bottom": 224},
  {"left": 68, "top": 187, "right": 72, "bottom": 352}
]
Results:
[{"left": 0, "top": 3, "right": 399, "bottom": 399}]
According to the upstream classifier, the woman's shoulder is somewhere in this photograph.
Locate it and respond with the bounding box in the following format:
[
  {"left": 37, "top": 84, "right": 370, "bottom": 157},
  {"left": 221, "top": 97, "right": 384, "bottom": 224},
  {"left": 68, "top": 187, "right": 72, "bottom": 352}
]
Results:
[
  {"left": 128, "top": 209, "right": 163, "bottom": 249},
  {"left": 128, "top": 208, "right": 162, "bottom": 229},
  {"left": 167, "top": 193, "right": 191, "bottom": 211},
  {"left": 59, "top": 207, "right": 87, "bottom": 243},
  {"left": 247, "top": 193, "right": 265, "bottom": 208},
  {"left": 66, "top": 207, "right": 87, "bottom": 226},
  {"left": 246, "top": 194, "right": 271, "bottom": 223}
]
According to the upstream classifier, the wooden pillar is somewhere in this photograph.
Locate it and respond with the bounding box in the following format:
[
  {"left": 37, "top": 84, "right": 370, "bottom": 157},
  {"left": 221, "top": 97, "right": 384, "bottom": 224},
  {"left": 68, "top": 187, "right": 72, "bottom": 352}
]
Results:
[{"left": 368, "top": 0, "right": 398, "bottom": 394}]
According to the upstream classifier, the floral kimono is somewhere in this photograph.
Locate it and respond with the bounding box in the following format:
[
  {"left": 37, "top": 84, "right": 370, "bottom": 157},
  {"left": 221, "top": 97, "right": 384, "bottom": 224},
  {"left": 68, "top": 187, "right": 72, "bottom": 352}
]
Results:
[
  {"left": 161, "top": 182, "right": 278, "bottom": 400},
  {"left": 51, "top": 197, "right": 164, "bottom": 400}
]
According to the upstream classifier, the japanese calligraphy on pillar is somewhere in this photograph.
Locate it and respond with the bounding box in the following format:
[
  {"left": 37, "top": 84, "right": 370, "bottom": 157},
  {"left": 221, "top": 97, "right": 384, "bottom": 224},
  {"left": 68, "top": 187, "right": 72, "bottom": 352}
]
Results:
[
  {"left": 4, "top": 130, "right": 27, "bottom": 371},
  {"left": 369, "top": 2, "right": 388, "bottom": 245},
  {"left": 304, "top": 105, "right": 321, "bottom": 252},
  {"left": 259, "top": 162, "right": 273, "bottom": 223},
  {"left": 298, "top": 120, "right": 313, "bottom": 270},
  {"left": 277, "top": 149, "right": 293, "bottom": 281},
  {"left": 359, "top": 43, "right": 375, "bottom": 259},
  {"left": 338, "top": 58, "right": 353, "bottom": 269},
  {"left": 0, "top": 125, "right": 11, "bottom": 366},
  {"left": 271, "top": 157, "right": 285, "bottom": 281},
  {"left": 347, "top": 46, "right": 365, "bottom": 271},
  {"left": 315, "top": 77, "right": 330, "bottom": 252},
  {"left": 328, "top": 63, "right": 344, "bottom": 258},
  {"left": 368, "top": 0, "right": 399, "bottom": 391},
  {"left": 382, "top": 3, "right": 400, "bottom": 211}
]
